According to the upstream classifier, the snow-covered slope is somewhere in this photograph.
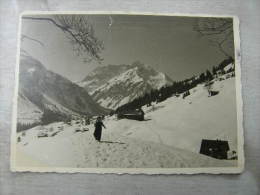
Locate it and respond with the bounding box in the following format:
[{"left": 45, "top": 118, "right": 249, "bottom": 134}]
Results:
[
  {"left": 78, "top": 62, "right": 173, "bottom": 109},
  {"left": 107, "top": 76, "right": 238, "bottom": 153},
  {"left": 224, "top": 63, "right": 235, "bottom": 72},
  {"left": 15, "top": 76, "right": 237, "bottom": 168},
  {"left": 78, "top": 64, "right": 130, "bottom": 92},
  {"left": 17, "top": 54, "right": 108, "bottom": 124},
  {"left": 16, "top": 120, "right": 235, "bottom": 168}
]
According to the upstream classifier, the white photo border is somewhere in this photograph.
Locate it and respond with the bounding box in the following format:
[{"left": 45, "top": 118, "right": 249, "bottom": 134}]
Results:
[{"left": 10, "top": 11, "right": 244, "bottom": 174}]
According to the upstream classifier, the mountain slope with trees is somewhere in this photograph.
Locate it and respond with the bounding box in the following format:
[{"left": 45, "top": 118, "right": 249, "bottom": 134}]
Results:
[{"left": 116, "top": 57, "right": 234, "bottom": 113}]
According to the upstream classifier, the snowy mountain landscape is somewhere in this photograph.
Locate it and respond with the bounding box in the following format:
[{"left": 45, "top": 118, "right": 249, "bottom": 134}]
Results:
[
  {"left": 17, "top": 53, "right": 108, "bottom": 127},
  {"left": 78, "top": 61, "right": 173, "bottom": 109},
  {"left": 16, "top": 59, "right": 238, "bottom": 168},
  {"left": 14, "top": 15, "right": 240, "bottom": 171}
]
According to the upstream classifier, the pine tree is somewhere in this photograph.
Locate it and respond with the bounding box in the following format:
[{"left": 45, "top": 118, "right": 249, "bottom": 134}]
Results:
[
  {"left": 199, "top": 73, "right": 206, "bottom": 83},
  {"left": 206, "top": 70, "right": 213, "bottom": 81},
  {"left": 212, "top": 66, "right": 217, "bottom": 75}
]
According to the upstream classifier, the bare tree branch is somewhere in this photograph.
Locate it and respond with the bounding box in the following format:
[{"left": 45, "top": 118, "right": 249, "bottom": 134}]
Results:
[
  {"left": 21, "top": 34, "right": 45, "bottom": 47},
  {"left": 194, "top": 18, "right": 234, "bottom": 58},
  {"left": 22, "top": 16, "right": 104, "bottom": 63}
]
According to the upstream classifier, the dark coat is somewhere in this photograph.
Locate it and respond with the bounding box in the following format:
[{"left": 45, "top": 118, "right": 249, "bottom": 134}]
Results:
[{"left": 93, "top": 121, "right": 105, "bottom": 141}]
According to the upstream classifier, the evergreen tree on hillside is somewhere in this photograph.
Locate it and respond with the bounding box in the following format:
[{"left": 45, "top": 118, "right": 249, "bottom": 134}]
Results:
[
  {"left": 216, "top": 57, "right": 234, "bottom": 71},
  {"left": 116, "top": 58, "right": 235, "bottom": 113},
  {"left": 199, "top": 73, "right": 206, "bottom": 83},
  {"left": 212, "top": 66, "right": 217, "bottom": 75},
  {"left": 206, "top": 70, "right": 213, "bottom": 81},
  {"left": 17, "top": 122, "right": 40, "bottom": 132},
  {"left": 41, "top": 109, "right": 71, "bottom": 125}
]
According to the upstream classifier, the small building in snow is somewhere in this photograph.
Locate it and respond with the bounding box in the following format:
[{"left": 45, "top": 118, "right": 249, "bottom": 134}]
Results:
[
  {"left": 199, "top": 139, "right": 230, "bottom": 160},
  {"left": 117, "top": 108, "right": 145, "bottom": 121}
]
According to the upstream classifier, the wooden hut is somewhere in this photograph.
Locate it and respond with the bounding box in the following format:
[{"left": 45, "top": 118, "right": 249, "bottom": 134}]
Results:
[
  {"left": 199, "top": 139, "right": 230, "bottom": 159},
  {"left": 117, "top": 108, "right": 145, "bottom": 121}
]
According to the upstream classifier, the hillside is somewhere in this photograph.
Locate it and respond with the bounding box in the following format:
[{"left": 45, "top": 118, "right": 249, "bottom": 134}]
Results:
[
  {"left": 109, "top": 76, "right": 238, "bottom": 153},
  {"left": 17, "top": 54, "right": 108, "bottom": 125},
  {"left": 15, "top": 73, "right": 238, "bottom": 168}
]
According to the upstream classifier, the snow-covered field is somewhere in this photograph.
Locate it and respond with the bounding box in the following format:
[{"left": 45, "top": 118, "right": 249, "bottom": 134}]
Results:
[{"left": 15, "top": 77, "right": 238, "bottom": 168}]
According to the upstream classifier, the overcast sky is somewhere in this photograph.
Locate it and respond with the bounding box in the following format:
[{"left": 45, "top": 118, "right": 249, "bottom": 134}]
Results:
[{"left": 21, "top": 14, "right": 234, "bottom": 82}]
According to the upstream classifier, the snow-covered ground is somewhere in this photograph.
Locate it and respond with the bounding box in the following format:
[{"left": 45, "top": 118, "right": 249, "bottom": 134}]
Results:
[
  {"left": 15, "top": 77, "right": 238, "bottom": 168},
  {"left": 108, "top": 76, "right": 238, "bottom": 153}
]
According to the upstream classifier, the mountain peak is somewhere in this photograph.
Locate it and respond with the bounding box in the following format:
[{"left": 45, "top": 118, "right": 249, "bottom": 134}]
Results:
[{"left": 78, "top": 62, "right": 173, "bottom": 109}]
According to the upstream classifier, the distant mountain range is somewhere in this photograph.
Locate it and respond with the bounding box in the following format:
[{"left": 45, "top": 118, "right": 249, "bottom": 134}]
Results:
[
  {"left": 78, "top": 61, "right": 173, "bottom": 109},
  {"left": 18, "top": 54, "right": 107, "bottom": 124},
  {"left": 17, "top": 51, "right": 234, "bottom": 127}
]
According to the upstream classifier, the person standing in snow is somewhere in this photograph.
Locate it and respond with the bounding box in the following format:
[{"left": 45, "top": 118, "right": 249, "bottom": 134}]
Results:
[{"left": 93, "top": 116, "right": 106, "bottom": 142}]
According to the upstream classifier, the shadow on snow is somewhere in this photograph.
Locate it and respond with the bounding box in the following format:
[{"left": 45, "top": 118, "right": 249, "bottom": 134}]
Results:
[{"left": 100, "top": 140, "right": 126, "bottom": 144}]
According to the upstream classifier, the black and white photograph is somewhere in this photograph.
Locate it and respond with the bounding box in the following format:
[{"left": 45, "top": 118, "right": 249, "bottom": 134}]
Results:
[{"left": 11, "top": 12, "right": 243, "bottom": 173}]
